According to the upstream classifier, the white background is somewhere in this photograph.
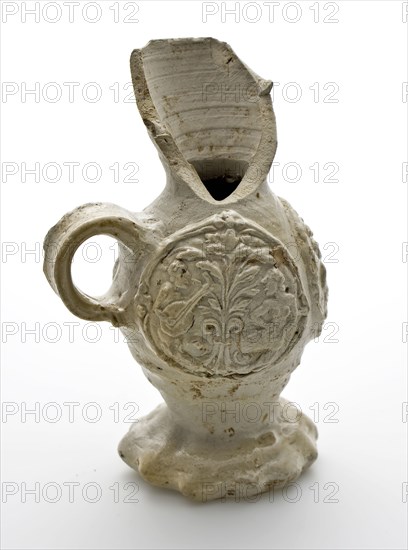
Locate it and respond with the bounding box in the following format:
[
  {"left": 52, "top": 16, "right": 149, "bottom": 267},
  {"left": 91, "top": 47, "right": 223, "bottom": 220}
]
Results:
[{"left": 1, "top": 1, "right": 407, "bottom": 549}]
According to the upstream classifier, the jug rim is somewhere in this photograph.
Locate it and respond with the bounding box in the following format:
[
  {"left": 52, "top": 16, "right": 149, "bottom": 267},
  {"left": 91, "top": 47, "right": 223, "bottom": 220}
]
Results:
[{"left": 130, "top": 37, "right": 277, "bottom": 204}]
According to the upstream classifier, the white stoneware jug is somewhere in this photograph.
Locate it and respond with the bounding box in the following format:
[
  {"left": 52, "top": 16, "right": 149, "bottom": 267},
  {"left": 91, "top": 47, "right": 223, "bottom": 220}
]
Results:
[{"left": 43, "top": 38, "right": 328, "bottom": 501}]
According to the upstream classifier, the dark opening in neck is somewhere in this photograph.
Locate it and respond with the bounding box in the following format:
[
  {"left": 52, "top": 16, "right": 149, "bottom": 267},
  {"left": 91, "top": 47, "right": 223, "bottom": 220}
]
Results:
[
  {"left": 190, "top": 158, "right": 248, "bottom": 202},
  {"left": 201, "top": 175, "right": 242, "bottom": 201}
]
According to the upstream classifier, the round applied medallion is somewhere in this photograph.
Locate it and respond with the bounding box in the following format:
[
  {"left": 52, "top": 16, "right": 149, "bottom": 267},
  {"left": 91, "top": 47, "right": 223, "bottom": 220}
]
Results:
[{"left": 136, "top": 211, "right": 309, "bottom": 377}]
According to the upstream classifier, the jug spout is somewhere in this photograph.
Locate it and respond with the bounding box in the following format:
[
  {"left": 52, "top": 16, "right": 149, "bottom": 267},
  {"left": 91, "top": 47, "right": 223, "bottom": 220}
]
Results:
[{"left": 130, "top": 38, "right": 277, "bottom": 204}]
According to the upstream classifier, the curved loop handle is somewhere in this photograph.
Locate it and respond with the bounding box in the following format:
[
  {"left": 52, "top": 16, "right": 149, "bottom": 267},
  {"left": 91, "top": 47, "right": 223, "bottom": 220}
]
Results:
[{"left": 43, "top": 202, "right": 144, "bottom": 325}]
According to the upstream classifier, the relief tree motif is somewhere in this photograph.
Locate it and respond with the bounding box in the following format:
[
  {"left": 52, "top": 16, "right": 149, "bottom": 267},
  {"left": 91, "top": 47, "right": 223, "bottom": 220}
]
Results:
[{"left": 136, "top": 212, "right": 308, "bottom": 377}]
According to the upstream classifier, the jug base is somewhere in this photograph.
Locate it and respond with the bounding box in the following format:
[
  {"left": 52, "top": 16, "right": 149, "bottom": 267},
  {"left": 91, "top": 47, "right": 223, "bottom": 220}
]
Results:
[{"left": 118, "top": 399, "right": 318, "bottom": 502}]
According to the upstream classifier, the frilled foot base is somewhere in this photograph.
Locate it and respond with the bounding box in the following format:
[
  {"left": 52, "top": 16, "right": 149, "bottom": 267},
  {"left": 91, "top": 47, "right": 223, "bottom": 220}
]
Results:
[{"left": 118, "top": 399, "right": 318, "bottom": 502}]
